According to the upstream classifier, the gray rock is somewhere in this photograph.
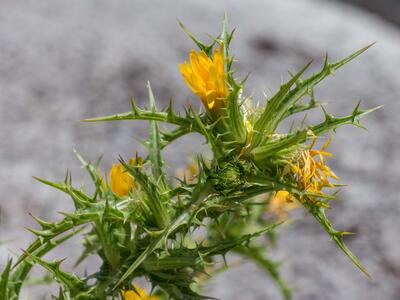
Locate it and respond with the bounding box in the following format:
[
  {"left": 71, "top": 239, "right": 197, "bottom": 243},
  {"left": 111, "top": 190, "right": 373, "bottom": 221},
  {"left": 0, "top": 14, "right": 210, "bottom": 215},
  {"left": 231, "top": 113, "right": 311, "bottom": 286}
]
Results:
[{"left": 0, "top": 0, "right": 398, "bottom": 299}]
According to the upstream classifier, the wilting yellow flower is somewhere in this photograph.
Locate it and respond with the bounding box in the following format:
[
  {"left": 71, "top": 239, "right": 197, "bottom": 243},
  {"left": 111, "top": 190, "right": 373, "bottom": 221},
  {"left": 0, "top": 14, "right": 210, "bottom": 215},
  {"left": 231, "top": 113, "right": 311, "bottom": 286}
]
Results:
[
  {"left": 110, "top": 157, "right": 142, "bottom": 197},
  {"left": 122, "top": 285, "right": 159, "bottom": 300},
  {"left": 179, "top": 46, "right": 228, "bottom": 110},
  {"left": 268, "top": 190, "right": 299, "bottom": 221},
  {"left": 290, "top": 138, "right": 337, "bottom": 206}
]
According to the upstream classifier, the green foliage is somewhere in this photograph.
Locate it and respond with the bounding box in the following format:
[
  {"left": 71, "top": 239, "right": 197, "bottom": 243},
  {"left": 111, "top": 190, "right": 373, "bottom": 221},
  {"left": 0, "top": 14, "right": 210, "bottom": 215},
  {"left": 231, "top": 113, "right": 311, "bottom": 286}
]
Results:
[{"left": 0, "top": 16, "right": 379, "bottom": 300}]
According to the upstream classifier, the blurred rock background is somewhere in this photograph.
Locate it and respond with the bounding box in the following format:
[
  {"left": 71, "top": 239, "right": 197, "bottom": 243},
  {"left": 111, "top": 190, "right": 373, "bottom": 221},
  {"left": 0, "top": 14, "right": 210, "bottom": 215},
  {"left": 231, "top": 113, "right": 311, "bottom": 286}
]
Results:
[{"left": 0, "top": 0, "right": 399, "bottom": 299}]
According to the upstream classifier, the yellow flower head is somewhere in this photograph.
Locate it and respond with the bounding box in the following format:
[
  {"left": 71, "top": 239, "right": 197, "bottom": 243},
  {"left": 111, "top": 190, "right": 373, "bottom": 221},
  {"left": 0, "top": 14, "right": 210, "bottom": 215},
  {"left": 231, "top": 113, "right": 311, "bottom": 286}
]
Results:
[
  {"left": 110, "top": 157, "right": 142, "bottom": 197},
  {"left": 179, "top": 46, "right": 228, "bottom": 110},
  {"left": 122, "top": 285, "right": 159, "bottom": 300},
  {"left": 290, "top": 138, "right": 337, "bottom": 206}
]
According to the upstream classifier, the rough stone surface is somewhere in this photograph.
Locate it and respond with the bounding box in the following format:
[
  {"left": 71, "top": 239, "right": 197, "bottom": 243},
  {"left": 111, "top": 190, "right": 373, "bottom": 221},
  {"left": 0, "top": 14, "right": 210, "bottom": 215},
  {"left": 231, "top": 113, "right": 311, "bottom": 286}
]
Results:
[
  {"left": 0, "top": 0, "right": 399, "bottom": 299},
  {"left": 333, "top": 0, "right": 400, "bottom": 26}
]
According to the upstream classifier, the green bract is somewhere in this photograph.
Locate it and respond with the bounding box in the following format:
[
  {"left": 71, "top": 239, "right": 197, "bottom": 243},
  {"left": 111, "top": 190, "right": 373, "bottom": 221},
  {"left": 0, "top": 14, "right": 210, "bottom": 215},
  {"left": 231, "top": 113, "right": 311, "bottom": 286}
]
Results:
[{"left": 1, "top": 16, "right": 380, "bottom": 300}]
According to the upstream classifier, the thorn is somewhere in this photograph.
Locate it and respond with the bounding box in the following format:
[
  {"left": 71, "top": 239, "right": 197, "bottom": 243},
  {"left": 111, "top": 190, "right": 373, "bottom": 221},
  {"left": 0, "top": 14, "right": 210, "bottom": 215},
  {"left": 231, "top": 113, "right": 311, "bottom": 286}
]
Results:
[
  {"left": 321, "top": 105, "right": 333, "bottom": 122},
  {"left": 147, "top": 81, "right": 157, "bottom": 111},
  {"left": 363, "top": 104, "right": 384, "bottom": 115},
  {"left": 167, "top": 97, "right": 174, "bottom": 117},
  {"left": 337, "top": 231, "right": 355, "bottom": 236},
  {"left": 63, "top": 169, "right": 70, "bottom": 184},
  {"left": 323, "top": 52, "right": 329, "bottom": 68},
  {"left": 25, "top": 227, "right": 51, "bottom": 238},
  {"left": 177, "top": 18, "right": 212, "bottom": 54},
  {"left": 331, "top": 43, "right": 376, "bottom": 71},
  {"left": 240, "top": 72, "right": 251, "bottom": 86},
  {"left": 353, "top": 120, "right": 368, "bottom": 131},
  {"left": 29, "top": 213, "right": 53, "bottom": 229},
  {"left": 228, "top": 28, "right": 236, "bottom": 45},
  {"left": 130, "top": 96, "right": 139, "bottom": 115},
  {"left": 352, "top": 100, "right": 362, "bottom": 121},
  {"left": 227, "top": 57, "right": 235, "bottom": 72}
]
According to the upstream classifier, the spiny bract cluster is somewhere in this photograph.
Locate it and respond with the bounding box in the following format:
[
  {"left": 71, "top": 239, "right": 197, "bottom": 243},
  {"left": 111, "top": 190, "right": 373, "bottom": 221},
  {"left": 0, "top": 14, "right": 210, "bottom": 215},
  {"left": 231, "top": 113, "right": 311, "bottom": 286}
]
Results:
[{"left": 0, "top": 16, "right": 379, "bottom": 300}]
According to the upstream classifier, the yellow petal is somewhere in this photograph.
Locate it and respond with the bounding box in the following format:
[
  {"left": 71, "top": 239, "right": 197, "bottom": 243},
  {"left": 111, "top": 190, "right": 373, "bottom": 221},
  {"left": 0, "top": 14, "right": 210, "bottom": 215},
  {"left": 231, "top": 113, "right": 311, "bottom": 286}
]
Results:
[
  {"left": 213, "top": 45, "right": 225, "bottom": 74},
  {"left": 179, "top": 47, "right": 228, "bottom": 111},
  {"left": 110, "top": 163, "right": 132, "bottom": 197}
]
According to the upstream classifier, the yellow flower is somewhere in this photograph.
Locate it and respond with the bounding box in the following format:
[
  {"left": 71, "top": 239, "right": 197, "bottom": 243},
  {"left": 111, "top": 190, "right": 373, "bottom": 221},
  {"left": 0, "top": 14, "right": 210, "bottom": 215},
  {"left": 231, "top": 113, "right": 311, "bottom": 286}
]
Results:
[
  {"left": 290, "top": 138, "right": 337, "bottom": 206},
  {"left": 268, "top": 190, "right": 299, "bottom": 221},
  {"left": 122, "top": 286, "right": 159, "bottom": 300},
  {"left": 179, "top": 46, "right": 228, "bottom": 110},
  {"left": 110, "top": 157, "right": 142, "bottom": 197}
]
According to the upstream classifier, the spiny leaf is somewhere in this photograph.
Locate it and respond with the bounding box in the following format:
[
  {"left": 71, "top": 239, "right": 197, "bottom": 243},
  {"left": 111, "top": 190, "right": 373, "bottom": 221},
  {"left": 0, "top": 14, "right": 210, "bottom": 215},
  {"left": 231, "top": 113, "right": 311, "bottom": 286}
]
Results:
[
  {"left": 33, "top": 176, "right": 93, "bottom": 208},
  {"left": 178, "top": 19, "right": 215, "bottom": 56},
  {"left": 250, "top": 131, "right": 308, "bottom": 162},
  {"left": 225, "top": 84, "right": 247, "bottom": 147},
  {"left": 24, "top": 253, "right": 86, "bottom": 294},
  {"left": 120, "top": 157, "right": 170, "bottom": 229},
  {"left": 308, "top": 206, "right": 370, "bottom": 278},
  {"left": 73, "top": 150, "right": 105, "bottom": 196},
  {"left": 220, "top": 12, "right": 234, "bottom": 74},
  {"left": 15, "top": 216, "right": 89, "bottom": 269},
  {"left": 29, "top": 213, "right": 55, "bottom": 230},
  {"left": 310, "top": 104, "right": 382, "bottom": 136},
  {"left": 10, "top": 228, "right": 85, "bottom": 298},
  {"left": 330, "top": 43, "right": 375, "bottom": 70},
  {"left": 160, "top": 126, "right": 192, "bottom": 148},
  {"left": 189, "top": 107, "right": 223, "bottom": 159},
  {"left": 0, "top": 258, "right": 12, "bottom": 300},
  {"left": 147, "top": 81, "right": 167, "bottom": 189},
  {"left": 285, "top": 96, "right": 319, "bottom": 117},
  {"left": 113, "top": 226, "right": 174, "bottom": 290},
  {"left": 83, "top": 105, "right": 202, "bottom": 137},
  {"left": 274, "top": 44, "right": 374, "bottom": 134},
  {"left": 252, "top": 60, "right": 313, "bottom": 147},
  {"left": 114, "top": 181, "right": 215, "bottom": 290},
  {"left": 252, "top": 104, "right": 381, "bottom": 166}
]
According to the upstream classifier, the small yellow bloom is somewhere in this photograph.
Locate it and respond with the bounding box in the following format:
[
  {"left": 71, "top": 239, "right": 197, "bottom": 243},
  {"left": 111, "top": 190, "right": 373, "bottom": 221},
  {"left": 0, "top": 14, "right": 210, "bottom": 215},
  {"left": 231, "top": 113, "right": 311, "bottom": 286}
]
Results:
[
  {"left": 179, "top": 46, "right": 228, "bottom": 110},
  {"left": 122, "top": 286, "right": 159, "bottom": 300},
  {"left": 268, "top": 190, "right": 299, "bottom": 221},
  {"left": 110, "top": 157, "right": 142, "bottom": 197}
]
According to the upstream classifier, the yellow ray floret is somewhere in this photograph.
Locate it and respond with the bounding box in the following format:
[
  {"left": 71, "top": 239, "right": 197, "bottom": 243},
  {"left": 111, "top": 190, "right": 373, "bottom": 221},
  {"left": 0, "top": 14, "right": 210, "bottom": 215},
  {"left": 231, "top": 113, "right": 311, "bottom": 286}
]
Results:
[
  {"left": 179, "top": 46, "right": 228, "bottom": 110},
  {"left": 109, "top": 157, "right": 142, "bottom": 197},
  {"left": 122, "top": 285, "right": 159, "bottom": 300},
  {"left": 290, "top": 138, "right": 337, "bottom": 206}
]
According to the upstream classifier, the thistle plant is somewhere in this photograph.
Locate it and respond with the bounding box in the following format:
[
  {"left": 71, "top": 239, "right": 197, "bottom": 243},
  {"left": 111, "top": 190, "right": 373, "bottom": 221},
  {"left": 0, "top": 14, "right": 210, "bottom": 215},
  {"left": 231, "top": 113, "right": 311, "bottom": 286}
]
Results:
[{"left": 0, "top": 16, "right": 380, "bottom": 300}]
